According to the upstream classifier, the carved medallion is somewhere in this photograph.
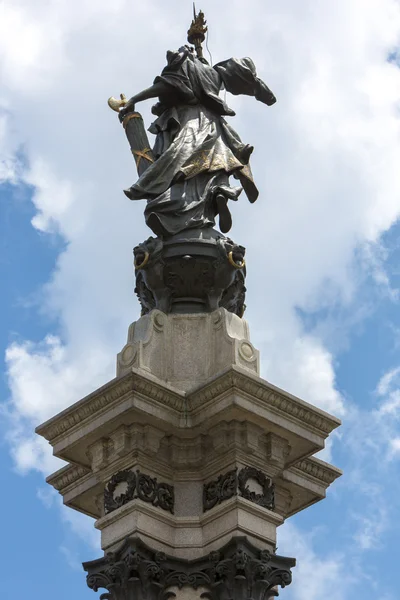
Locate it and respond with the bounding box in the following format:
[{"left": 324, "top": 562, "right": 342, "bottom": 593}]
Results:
[
  {"left": 104, "top": 469, "right": 174, "bottom": 515},
  {"left": 238, "top": 466, "right": 275, "bottom": 510},
  {"left": 203, "top": 468, "right": 237, "bottom": 511},
  {"left": 203, "top": 467, "right": 275, "bottom": 512}
]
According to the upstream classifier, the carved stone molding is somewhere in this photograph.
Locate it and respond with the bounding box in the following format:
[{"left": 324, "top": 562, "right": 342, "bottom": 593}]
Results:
[
  {"left": 35, "top": 372, "right": 185, "bottom": 444},
  {"left": 86, "top": 424, "right": 166, "bottom": 473},
  {"left": 203, "top": 467, "right": 275, "bottom": 512},
  {"left": 37, "top": 364, "right": 340, "bottom": 450},
  {"left": 164, "top": 434, "right": 208, "bottom": 469},
  {"left": 265, "top": 433, "right": 291, "bottom": 470},
  {"left": 292, "top": 456, "right": 343, "bottom": 484},
  {"left": 46, "top": 463, "right": 90, "bottom": 491},
  {"left": 209, "top": 420, "right": 263, "bottom": 456},
  {"left": 189, "top": 368, "right": 341, "bottom": 436},
  {"left": 84, "top": 536, "right": 295, "bottom": 600},
  {"left": 104, "top": 469, "right": 174, "bottom": 514}
]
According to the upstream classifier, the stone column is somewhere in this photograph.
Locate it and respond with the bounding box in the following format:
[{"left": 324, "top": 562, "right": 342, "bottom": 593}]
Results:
[{"left": 37, "top": 309, "right": 341, "bottom": 599}]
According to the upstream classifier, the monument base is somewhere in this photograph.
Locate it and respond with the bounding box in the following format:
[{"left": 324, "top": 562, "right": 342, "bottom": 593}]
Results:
[{"left": 36, "top": 309, "right": 341, "bottom": 599}]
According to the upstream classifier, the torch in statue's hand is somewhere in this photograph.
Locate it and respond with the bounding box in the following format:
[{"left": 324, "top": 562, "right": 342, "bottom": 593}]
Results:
[
  {"left": 118, "top": 101, "right": 135, "bottom": 123},
  {"left": 107, "top": 92, "right": 155, "bottom": 178},
  {"left": 107, "top": 93, "right": 135, "bottom": 122}
]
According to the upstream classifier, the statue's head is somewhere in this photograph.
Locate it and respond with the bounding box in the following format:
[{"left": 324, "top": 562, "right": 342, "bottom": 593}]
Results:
[{"left": 166, "top": 45, "right": 194, "bottom": 67}]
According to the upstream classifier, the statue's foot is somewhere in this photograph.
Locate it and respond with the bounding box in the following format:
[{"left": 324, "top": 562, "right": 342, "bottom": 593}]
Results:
[{"left": 216, "top": 194, "right": 232, "bottom": 234}]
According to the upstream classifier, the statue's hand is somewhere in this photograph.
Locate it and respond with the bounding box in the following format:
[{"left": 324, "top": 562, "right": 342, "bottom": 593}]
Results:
[{"left": 118, "top": 101, "right": 135, "bottom": 123}]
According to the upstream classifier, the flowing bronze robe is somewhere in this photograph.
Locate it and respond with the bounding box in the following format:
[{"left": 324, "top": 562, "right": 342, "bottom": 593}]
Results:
[{"left": 124, "top": 47, "right": 276, "bottom": 237}]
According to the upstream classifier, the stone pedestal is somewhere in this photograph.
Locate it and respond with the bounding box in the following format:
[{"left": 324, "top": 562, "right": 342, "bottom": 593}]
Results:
[{"left": 37, "top": 309, "right": 341, "bottom": 598}]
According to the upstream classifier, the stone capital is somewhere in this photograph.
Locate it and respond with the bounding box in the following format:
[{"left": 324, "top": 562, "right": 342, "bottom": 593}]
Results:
[{"left": 84, "top": 536, "right": 295, "bottom": 600}]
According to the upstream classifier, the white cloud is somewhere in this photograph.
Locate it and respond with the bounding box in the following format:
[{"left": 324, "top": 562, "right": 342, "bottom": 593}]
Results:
[
  {"left": 389, "top": 437, "right": 400, "bottom": 457},
  {"left": 1, "top": 0, "right": 399, "bottom": 492},
  {"left": 0, "top": 111, "right": 20, "bottom": 182},
  {"left": 37, "top": 486, "right": 100, "bottom": 569},
  {"left": 352, "top": 506, "right": 388, "bottom": 550},
  {"left": 37, "top": 485, "right": 57, "bottom": 509},
  {"left": 378, "top": 390, "right": 400, "bottom": 416},
  {"left": 11, "top": 434, "right": 61, "bottom": 475},
  {"left": 376, "top": 366, "right": 400, "bottom": 396},
  {"left": 4, "top": 334, "right": 115, "bottom": 473},
  {"left": 2, "top": 0, "right": 400, "bottom": 593},
  {"left": 26, "top": 159, "right": 76, "bottom": 234},
  {"left": 61, "top": 505, "right": 100, "bottom": 551},
  {"left": 334, "top": 375, "right": 400, "bottom": 552},
  {"left": 374, "top": 365, "right": 400, "bottom": 459},
  {"left": 277, "top": 522, "right": 355, "bottom": 600}
]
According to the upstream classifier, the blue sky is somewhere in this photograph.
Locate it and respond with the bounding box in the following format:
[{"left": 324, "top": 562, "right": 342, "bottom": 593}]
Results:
[
  {"left": 1, "top": 1, "right": 400, "bottom": 599},
  {"left": 0, "top": 183, "right": 95, "bottom": 598}
]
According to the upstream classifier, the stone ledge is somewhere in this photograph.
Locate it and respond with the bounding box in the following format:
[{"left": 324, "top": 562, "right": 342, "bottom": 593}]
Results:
[
  {"left": 188, "top": 366, "right": 341, "bottom": 437},
  {"left": 95, "top": 495, "right": 284, "bottom": 557},
  {"left": 35, "top": 371, "right": 185, "bottom": 445},
  {"left": 36, "top": 367, "right": 340, "bottom": 460},
  {"left": 46, "top": 463, "right": 90, "bottom": 492},
  {"left": 47, "top": 451, "right": 340, "bottom": 523},
  {"left": 291, "top": 455, "right": 343, "bottom": 485}
]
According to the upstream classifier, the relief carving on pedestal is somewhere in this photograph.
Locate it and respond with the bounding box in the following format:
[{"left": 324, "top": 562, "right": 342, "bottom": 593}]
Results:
[
  {"left": 104, "top": 469, "right": 174, "bottom": 514},
  {"left": 203, "top": 467, "right": 275, "bottom": 512}
]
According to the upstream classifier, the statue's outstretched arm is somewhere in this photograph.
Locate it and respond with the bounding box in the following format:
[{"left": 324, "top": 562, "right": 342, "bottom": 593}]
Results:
[{"left": 119, "top": 81, "right": 171, "bottom": 119}]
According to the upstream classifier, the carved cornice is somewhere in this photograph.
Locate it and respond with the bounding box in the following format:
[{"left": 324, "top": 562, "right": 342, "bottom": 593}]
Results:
[
  {"left": 36, "top": 372, "right": 185, "bottom": 443},
  {"left": 188, "top": 368, "right": 341, "bottom": 436},
  {"left": 46, "top": 463, "right": 91, "bottom": 492},
  {"left": 36, "top": 375, "right": 134, "bottom": 442},
  {"left": 291, "top": 456, "right": 342, "bottom": 485},
  {"left": 36, "top": 366, "right": 340, "bottom": 451}
]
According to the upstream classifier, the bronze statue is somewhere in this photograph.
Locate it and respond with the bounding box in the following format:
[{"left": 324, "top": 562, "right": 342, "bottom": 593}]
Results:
[
  {"left": 108, "top": 9, "right": 276, "bottom": 316},
  {"left": 109, "top": 9, "right": 276, "bottom": 238}
]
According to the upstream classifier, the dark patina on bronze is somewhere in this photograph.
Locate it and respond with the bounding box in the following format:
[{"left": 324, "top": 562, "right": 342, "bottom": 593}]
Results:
[
  {"left": 134, "top": 229, "right": 246, "bottom": 316},
  {"left": 108, "top": 6, "right": 276, "bottom": 316}
]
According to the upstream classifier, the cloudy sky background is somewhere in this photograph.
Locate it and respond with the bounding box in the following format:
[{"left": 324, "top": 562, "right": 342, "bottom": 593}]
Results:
[{"left": 1, "top": 0, "right": 400, "bottom": 598}]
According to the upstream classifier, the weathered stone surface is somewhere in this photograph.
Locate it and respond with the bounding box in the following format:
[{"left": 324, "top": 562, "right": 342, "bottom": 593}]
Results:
[
  {"left": 117, "top": 308, "right": 259, "bottom": 389},
  {"left": 37, "top": 310, "right": 341, "bottom": 568},
  {"left": 47, "top": 451, "right": 341, "bottom": 529},
  {"left": 96, "top": 494, "right": 283, "bottom": 558},
  {"left": 36, "top": 367, "right": 340, "bottom": 468}
]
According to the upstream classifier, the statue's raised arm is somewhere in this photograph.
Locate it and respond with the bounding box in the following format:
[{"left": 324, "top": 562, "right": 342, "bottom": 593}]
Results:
[
  {"left": 108, "top": 8, "right": 276, "bottom": 317},
  {"left": 110, "top": 8, "right": 275, "bottom": 238}
]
